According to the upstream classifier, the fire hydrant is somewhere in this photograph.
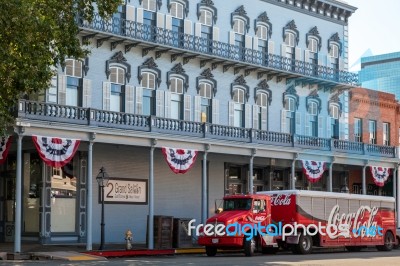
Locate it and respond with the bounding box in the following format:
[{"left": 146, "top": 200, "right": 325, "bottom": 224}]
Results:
[{"left": 125, "top": 229, "right": 133, "bottom": 250}]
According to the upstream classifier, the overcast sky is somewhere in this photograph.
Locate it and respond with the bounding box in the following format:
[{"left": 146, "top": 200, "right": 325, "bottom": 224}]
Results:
[{"left": 345, "top": 0, "right": 400, "bottom": 71}]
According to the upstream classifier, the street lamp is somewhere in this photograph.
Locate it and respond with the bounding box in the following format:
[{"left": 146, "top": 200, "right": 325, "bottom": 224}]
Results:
[{"left": 96, "top": 166, "right": 109, "bottom": 250}]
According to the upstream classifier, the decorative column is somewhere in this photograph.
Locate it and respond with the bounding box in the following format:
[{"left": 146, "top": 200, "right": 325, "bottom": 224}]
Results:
[
  {"left": 248, "top": 149, "right": 256, "bottom": 194},
  {"left": 328, "top": 157, "right": 335, "bottom": 192},
  {"left": 291, "top": 154, "right": 298, "bottom": 190},
  {"left": 201, "top": 144, "right": 210, "bottom": 224},
  {"left": 148, "top": 139, "right": 157, "bottom": 250},
  {"left": 14, "top": 126, "right": 24, "bottom": 253},
  {"left": 86, "top": 132, "right": 96, "bottom": 251},
  {"left": 362, "top": 163, "right": 368, "bottom": 195}
]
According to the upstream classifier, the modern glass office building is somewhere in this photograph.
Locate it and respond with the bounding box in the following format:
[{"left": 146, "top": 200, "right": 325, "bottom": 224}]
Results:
[{"left": 359, "top": 52, "right": 400, "bottom": 100}]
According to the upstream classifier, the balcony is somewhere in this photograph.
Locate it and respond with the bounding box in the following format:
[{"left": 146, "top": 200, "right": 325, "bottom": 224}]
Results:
[
  {"left": 77, "top": 13, "right": 359, "bottom": 88},
  {"left": 17, "top": 100, "right": 395, "bottom": 158}
]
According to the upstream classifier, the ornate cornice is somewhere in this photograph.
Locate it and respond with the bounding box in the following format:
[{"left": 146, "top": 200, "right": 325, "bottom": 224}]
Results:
[
  {"left": 106, "top": 51, "right": 131, "bottom": 82},
  {"left": 254, "top": 12, "right": 272, "bottom": 38},
  {"left": 282, "top": 84, "right": 299, "bottom": 110},
  {"left": 282, "top": 20, "right": 299, "bottom": 45},
  {"left": 306, "top": 26, "right": 322, "bottom": 51},
  {"left": 196, "top": 68, "right": 217, "bottom": 96},
  {"left": 231, "top": 5, "right": 250, "bottom": 33},
  {"left": 197, "top": 0, "right": 217, "bottom": 24},
  {"left": 167, "top": 63, "right": 189, "bottom": 92},
  {"left": 138, "top": 57, "right": 162, "bottom": 87},
  {"left": 254, "top": 79, "right": 272, "bottom": 105},
  {"left": 231, "top": 75, "right": 250, "bottom": 102},
  {"left": 306, "top": 90, "right": 322, "bottom": 114}
]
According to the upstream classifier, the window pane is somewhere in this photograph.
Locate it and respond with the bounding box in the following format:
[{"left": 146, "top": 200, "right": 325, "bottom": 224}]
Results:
[
  {"left": 171, "top": 94, "right": 181, "bottom": 119},
  {"left": 143, "top": 89, "right": 153, "bottom": 116}
]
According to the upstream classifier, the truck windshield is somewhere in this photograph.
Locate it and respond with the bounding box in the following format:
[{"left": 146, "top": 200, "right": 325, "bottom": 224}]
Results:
[{"left": 223, "top": 199, "right": 252, "bottom": 211}]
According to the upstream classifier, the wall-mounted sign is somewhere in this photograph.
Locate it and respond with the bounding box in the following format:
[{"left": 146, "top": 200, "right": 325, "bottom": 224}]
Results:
[{"left": 101, "top": 178, "right": 148, "bottom": 204}]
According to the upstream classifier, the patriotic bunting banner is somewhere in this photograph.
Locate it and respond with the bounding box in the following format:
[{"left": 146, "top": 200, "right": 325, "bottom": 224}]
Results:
[
  {"left": 0, "top": 136, "right": 12, "bottom": 165},
  {"left": 162, "top": 147, "right": 198, "bottom": 174},
  {"left": 302, "top": 160, "right": 326, "bottom": 183},
  {"left": 32, "top": 135, "right": 80, "bottom": 168},
  {"left": 370, "top": 166, "right": 390, "bottom": 187}
]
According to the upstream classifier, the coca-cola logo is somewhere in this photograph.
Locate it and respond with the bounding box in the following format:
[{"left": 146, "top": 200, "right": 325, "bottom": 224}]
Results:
[{"left": 271, "top": 194, "right": 292, "bottom": 206}]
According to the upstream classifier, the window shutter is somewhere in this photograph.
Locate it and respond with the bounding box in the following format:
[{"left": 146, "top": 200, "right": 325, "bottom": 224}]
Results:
[
  {"left": 295, "top": 47, "right": 302, "bottom": 61},
  {"left": 212, "top": 99, "right": 219, "bottom": 124},
  {"left": 102, "top": 82, "right": 111, "bottom": 110},
  {"left": 228, "top": 101, "right": 235, "bottom": 126},
  {"left": 281, "top": 44, "right": 287, "bottom": 57},
  {"left": 339, "top": 113, "right": 346, "bottom": 140},
  {"left": 184, "top": 94, "right": 192, "bottom": 121},
  {"left": 229, "top": 31, "right": 235, "bottom": 45},
  {"left": 252, "top": 105, "right": 259, "bottom": 129},
  {"left": 82, "top": 78, "right": 92, "bottom": 108},
  {"left": 126, "top": 5, "right": 136, "bottom": 21},
  {"left": 135, "top": 86, "right": 143, "bottom": 114},
  {"left": 339, "top": 57, "right": 344, "bottom": 71},
  {"left": 318, "top": 116, "right": 324, "bottom": 138},
  {"left": 165, "top": 15, "right": 172, "bottom": 30},
  {"left": 245, "top": 104, "right": 252, "bottom": 128},
  {"left": 164, "top": 91, "right": 171, "bottom": 118},
  {"left": 245, "top": 35, "right": 252, "bottom": 49},
  {"left": 157, "top": 12, "right": 164, "bottom": 28},
  {"left": 253, "top": 37, "right": 259, "bottom": 50},
  {"left": 184, "top": 19, "right": 192, "bottom": 35},
  {"left": 156, "top": 90, "right": 164, "bottom": 117},
  {"left": 194, "top": 96, "right": 201, "bottom": 122},
  {"left": 57, "top": 74, "right": 67, "bottom": 105},
  {"left": 295, "top": 112, "right": 302, "bottom": 135},
  {"left": 318, "top": 53, "right": 326, "bottom": 66},
  {"left": 136, "top": 8, "right": 144, "bottom": 24},
  {"left": 304, "top": 49, "right": 310, "bottom": 63},
  {"left": 281, "top": 110, "right": 287, "bottom": 133},
  {"left": 268, "top": 40, "right": 274, "bottom": 55},
  {"left": 125, "top": 85, "right": 135, "bottom": 114},
  {"left": 305, "top": 114, "right": 311, "bottom": 136},
  {"left": 327, "top": 55, "right": 332, "bottom": 68},
  {"left": 213, "top": 26, "right": 219, "bottom": 42},
  {"left": 195, "top": 23, "right": 202, "bottom": 37},
  {"left": 326, "top": 117, "right": 332, "bottom": 138},
  {"left": 261, "top": 107, "right": 267, "bottom": 130}
]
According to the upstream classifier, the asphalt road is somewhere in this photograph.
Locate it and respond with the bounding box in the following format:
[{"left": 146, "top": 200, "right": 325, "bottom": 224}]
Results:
[{"left": 1, "top": 248, "right": 400, "bottom": 266}]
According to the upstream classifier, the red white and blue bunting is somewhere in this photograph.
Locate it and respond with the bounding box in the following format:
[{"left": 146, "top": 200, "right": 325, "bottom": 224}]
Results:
[
  {"left": 32, "top": 135, "right": 80, "bottom": 168},
  {"left": 370, "top": 166, "right": 390, "bottom": 187},
  {"left": 0, "top": 136, "right": 12, "bottom": 165},
  {"left": 302, "top": 160, "right": 326, "bottom": 183},
  {"left": 162, "top": 147, "right": 198, "bottom": 174}
]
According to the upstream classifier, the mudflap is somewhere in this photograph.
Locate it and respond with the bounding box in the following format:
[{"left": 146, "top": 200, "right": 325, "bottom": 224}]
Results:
[
  {"left": 261, "top": 235, "right": 279, "bottom": 248},
  {"left": 285, "top": 235, "right": 300, "bottom": 245}
]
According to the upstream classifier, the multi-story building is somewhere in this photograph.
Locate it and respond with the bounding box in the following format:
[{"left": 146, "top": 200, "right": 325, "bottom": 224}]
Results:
[
  {"left": 3, "top": 0, "right": 398, "bottom": 251},
  {"left": 359, "top": 52, "right": 400, "bottom": 100}
]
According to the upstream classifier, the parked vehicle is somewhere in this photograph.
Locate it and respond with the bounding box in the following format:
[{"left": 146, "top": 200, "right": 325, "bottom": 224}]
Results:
[{"left": 198, "top": 190, "right": 397, "bottom": 256}]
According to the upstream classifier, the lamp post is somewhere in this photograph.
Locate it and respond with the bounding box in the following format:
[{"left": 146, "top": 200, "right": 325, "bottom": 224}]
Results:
[{"left": 96, "top": 166, "right": 109, "bottom": 250}]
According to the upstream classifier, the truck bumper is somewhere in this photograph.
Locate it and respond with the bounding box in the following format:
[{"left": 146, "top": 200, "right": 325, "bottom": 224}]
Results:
[{"left": 198, "top": 236, "right": 244, "bottom": 248}]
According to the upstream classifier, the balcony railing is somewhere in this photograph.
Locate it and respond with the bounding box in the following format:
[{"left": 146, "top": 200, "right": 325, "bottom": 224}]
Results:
[
  {"left": 77, "top": 13, "right": 359, "bottom": 86},
  {"left": 18, "top": 100, "right": 396, "bottom": 158}
]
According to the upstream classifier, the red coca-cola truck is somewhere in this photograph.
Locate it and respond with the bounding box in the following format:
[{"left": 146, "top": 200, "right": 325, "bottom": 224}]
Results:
[{"left": 197, "top": 190, "right": 396, "bottom": 256}]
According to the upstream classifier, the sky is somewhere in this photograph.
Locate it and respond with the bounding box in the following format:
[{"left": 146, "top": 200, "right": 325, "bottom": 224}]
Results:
[{"left": 345, "top": 0, "right": 400, "bottom": 71}]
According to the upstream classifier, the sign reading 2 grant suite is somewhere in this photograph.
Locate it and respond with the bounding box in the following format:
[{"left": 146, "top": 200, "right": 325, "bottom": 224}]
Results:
[{"left": 102, "top": 178, "right": 148, "bottom": 204}]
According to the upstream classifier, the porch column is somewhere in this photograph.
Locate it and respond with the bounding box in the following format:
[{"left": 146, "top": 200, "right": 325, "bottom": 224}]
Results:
[
  {"left": 148, "top": 139, "right": 157, "bottom": 250},
  {"left": 248, "top": 149, "right": 256, "bottom": 194},
  {"left": 362, "top": 164, "right": 368, "bottom": 195},
  {"left": 328, "top": 157, "right": 335, "bottom": 192},
  {"left": 201, "top": 144, "right": 210, "bottom": 224},
  {"left": 14, "top": 126, "right": 24, "bottom": 253},
  {"left": 393, "top": 167, "right": 397, "bottom": 201},
  {"left": 291, "top": 154, "right": 298, "bottom": 190},
  {"left": 86, "top": 132, "right": 96, "bottom": 251}
]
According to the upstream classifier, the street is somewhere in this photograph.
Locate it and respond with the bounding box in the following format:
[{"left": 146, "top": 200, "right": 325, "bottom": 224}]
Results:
[{"left": 1, "top": 248, "right": 400, "bottom": 266}]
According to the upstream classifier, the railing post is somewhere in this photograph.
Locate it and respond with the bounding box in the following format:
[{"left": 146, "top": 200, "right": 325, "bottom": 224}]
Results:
[
  {"left": 363, "top": 143, "right": 368, "bottom": 155},
  {"left": 292, "top": 134, "right": 296, "bottom": 147},
  {"left": 149, "top": 115, "right": 155, "bottom": 132},
  {"left": 330, "top": 138, "right": 335, "bottom": 151}
]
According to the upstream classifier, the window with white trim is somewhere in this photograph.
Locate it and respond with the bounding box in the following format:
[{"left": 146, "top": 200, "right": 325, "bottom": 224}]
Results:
[
  {"left": 256, "top": 25, "right": 268, "bottom": 40},
  {"left": 308, "top": 38, "right": 318, "bottom": 53},
  {"left": 170, "top": 77, "right": 184, "bottom": 120},
  {"left": 256, "top": 92, "right": 268, "bottom": 130},
  {"left": 285, "top": 32, "right": 295, "bottom": 47},
  {"left": 143, "top": 0, "right": 157, "bottom": 11},
  {"left": 354, "top": 118, "right": 362, "bottom": 142},
  {"left": 369, "top": 120, "right": 377, "bottom": 144},
  {"left": 199, "top": 82, "right": 212, "bottom": 123},
  {"left": 65, "top": 59, "right": 83, "bottom": 107},
  {"left": 307, "top": 101, "right": 318, "bottom": 137},
  {"left": 329, "top": 104, "right": 339, "bottom": 139},
  {"left": 110, "top": 66, "right": 125, "bottom": 112},
  {"left": 233, "top": 88, "right": 245, "bottom": 127},
  {"left": 200, "top": 9, "right": 212, "bottom": 26},
  {"left": 383, "top": 122, "right": 390, "bottom": 146},
  {"left": 233, "top": 18, "right": 245, "bottom": 35},
  {"left": 141, "top": 72, "right": 156, "bottom": 116},
  {"left": 170, "top": 2, "right": 184, "bottom": 19},
  {"left": 329, "top": 43, "right": 339, "bottom": 58},
  {"left": 284, "top": 97, "right": 295, "bottom": 134}
]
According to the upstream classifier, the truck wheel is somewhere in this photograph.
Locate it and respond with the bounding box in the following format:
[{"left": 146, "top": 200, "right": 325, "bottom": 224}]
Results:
[
  {"left": 377, "top": 231, "right": 394, "bottom": 251},
  {"left": 393, "top": 236, "right": 400, "bottom": 250},
  {"left": 345, "top": 246, "right": 362, "bottom": 252},
  {"left": 205, "top": 246, "right": 217, "bottom": 257},
  {"left": 244, "top": 237, "right": 256, "bottom": 257},
  {"left": 294, "top": 233, "right": 312, "bottom": 255}
]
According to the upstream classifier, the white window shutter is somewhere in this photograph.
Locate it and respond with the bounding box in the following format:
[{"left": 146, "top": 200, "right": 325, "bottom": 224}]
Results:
[
  {"left": 126, "top": 5, "right": 136, "bottom": 21},
  {"left": 135, "top": 86, "right": 143, "bottom": 114},
  {"left": 339, "top": 114, "right": 346, "bottom": 140},
  {"left": 281, "top": 44, "right": 287, "bottom": 57},
  {"left": 252, "top": 105, "right": 259, "bottom": 129},
  {"left": 327, "top": 117, "right": 332, "bottom": 138},
  {"left": 229, "top": 31, "right": 235, "bottom": 45},
  {"left": 245, "top": 35, "right": 252, "bottom": 49},
  {"left": 212, "top": 99, "right": 219, "bottom": 124},
  {"left": 184, "top": 94, "right": 192, "bottom": 121},
  {"left": 261, "top": 107, "right": 267, "bottom": 130},
  {"left": 318, "top": 116, "right": 324, "bottom": 138},
  {"left": 102, "top": 82, "right": 111, "bottom": 110},
  {"left": 228, "top": 101, "right": 235, "bottom": 126},
  {"left": 281, "top": 110, "right": 287, "bottom": 133},
  {"left": 164, "top": 91, "right": 171, "bottom": 118},
  {"left": 305, "top": 114, "right": 311, "bottom": 136},
  {"left": 184, "top": 19, "right": 192, "bottom": 35},
  {"left": 295, "top": 47, "right": 302, "bottom": 61},
  {"left": 327, "top": 55, "right": 332, "bottom": 68},
  {"left": 157, "top": 13, "right": 164, "bottom": 28},
  {"left": 304, "top": 49, "right": 310, "bottom": 63},
  {"left": 245, "top": 104, "right": 252, "bottom": 128},
  {"left": 318, "top": 53, "right": 326, "bottom": 66},
  {"left": 82, "top": 78, "right": 92, "bottom": 108},
  {"left": 57, "top": 74, "right": 67, "bottom": 105},
  {"left": 213, "top": 27, "right": 219, "bottom": 42},
  {"left": 165, "top": 15, "right": 172, "bottom": 30},
  {"left": 339, "top": 57, "right": 344, "bottom": 71},
  {"left": 194, "top": 96, "right": 201, "bottom": 122},
  {"left": 195, "top": 23, "right": 202, "bottom": 37},
  {"left": 125, "top": 85, "right": 135, "bottom": 114},
  {"left": 268, "top": 40, "right": 274, "bottom": 55},
  {"left": 253, "top": 37, "right": 259, "bottom": 50},
  {"left": 295, "top": 112, "right": 302, "bottom": 135},
  {"left": 156, "top": 90, "right": 164, "bottom": 117},
  {"left": 136, "top": 8, "right": 144, "bottom": 24}
]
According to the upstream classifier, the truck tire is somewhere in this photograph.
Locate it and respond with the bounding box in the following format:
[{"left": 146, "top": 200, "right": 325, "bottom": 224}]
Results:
[
  {"left": 294, "top": 233, "right": 313, "bottom": 255},
  {"left": 377, "top": 231, "right": 394, "bottom": 251},
  {"left": 205, "top": 246, "right": 217, "bottom": 257},
  {"left": 244, "top": 237, "right": 256, "bottom": 257}
]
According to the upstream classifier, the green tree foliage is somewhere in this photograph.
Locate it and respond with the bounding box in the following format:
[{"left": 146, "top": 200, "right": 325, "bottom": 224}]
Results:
[{"left": 0, "top": 0, "right": 121, "bottom": 135}]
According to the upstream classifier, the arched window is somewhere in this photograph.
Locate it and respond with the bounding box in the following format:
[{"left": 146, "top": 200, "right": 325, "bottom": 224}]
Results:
[
  {"left": 170, "top": 76, "right": 184, "bottom": 120},
  {"left": 200, "top": 9, "right": 212, "bottom": 26},
  {"left": 170, "top": 2, "right": 184, "bottom": 19},
  {"left": 328, "top": 33, "right": 342, "bottom": 75},
  {"left": 282, "top": 20, "right": 299, "bottom": 67},
  {"left": 307, "top": 101, "right": 318, "bottom": 137},
  {"left": 255, "top": 92, "right": 268, "bottom": 130},
  {"left": 198, "top": 82, "right": 212, "bottom": 122},
  {"left": 329, "top": 104, "right": 339, "bottom": 139},
  {"left": 140, "top": 72, "right": 156, "bottom": 116},
  {"left": 109, "top": 66, "right": 125, "bottom": 112},
  {"left": 65, "top": 59, "right": 83, "bottom": 107},
  {"left": 233, "top": 88, "right": 245, "bottom": 127},
  {"left": 143, "top": 0, "right": 157, "bottom": 11}
]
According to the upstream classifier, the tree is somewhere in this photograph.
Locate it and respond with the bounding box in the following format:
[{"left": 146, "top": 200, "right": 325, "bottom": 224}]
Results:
[{"left": 0, "top": 0, "right": 121, "bottom": 135}]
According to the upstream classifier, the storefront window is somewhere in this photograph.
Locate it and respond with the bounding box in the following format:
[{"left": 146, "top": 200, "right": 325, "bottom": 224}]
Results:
[{"left": 23, "top": 153, "right": 41, "bottom": 233}]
